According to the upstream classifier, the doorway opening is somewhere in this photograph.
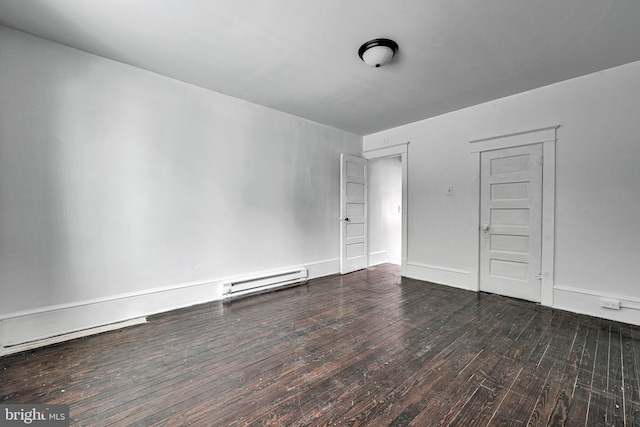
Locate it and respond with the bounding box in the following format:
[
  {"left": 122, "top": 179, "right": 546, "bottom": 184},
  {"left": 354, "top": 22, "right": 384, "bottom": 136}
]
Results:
[
  {"left": 368, "top": 156, "right": 402, "bottom": 266},
  {"left": 340, "top": 143, "right": 409, "bottom": 275},
  {"left": 362, "top": 142, "right": 409, "bottom": 275}
]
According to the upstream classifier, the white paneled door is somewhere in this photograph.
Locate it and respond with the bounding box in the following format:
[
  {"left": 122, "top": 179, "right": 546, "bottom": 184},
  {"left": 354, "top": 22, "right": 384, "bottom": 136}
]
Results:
[
  {"left": 340, "top": 154, "right": 368, "bottom": 274},
  {"left": 480, "top": 144, "right": 543, "bottom": 302}
]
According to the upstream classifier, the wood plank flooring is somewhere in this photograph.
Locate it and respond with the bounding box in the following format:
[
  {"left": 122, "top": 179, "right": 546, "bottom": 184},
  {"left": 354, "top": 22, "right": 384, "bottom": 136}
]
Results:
[{"left": 2, "top": 264, "right": 640, "bottom": 426}]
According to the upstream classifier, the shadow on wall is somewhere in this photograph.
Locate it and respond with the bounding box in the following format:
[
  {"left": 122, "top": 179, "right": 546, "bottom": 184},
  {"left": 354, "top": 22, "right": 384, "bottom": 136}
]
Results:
[{"left": 1, "top": 2, "right": 144, "bottom": 315}]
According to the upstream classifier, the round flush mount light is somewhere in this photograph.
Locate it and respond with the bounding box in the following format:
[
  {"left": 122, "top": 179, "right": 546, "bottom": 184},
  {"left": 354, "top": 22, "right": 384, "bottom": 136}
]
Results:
[{"left": 358, "top": 38, "right": 399, "bottom": 68}]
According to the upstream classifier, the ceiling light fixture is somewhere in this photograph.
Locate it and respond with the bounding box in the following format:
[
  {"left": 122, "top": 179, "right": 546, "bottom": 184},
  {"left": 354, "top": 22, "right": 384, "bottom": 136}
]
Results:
[{"left": 358, "top": 38, "right": 399, "bottom": 68}]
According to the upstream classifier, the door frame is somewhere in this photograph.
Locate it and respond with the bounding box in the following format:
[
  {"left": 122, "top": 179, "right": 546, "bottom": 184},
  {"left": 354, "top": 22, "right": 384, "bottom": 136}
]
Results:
[
  {"left": 469, "top": 127, "right": 558, "bottom": 306},
  {"left": 363, "top": 142, "right": 409, "bottom": 276}
]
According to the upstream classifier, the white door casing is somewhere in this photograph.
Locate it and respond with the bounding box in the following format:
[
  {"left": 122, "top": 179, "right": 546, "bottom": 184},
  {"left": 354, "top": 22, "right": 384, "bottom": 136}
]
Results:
[
  {"left": 340, "top": 154, "right": 368, "bottom": 274},
  {"left": 480, "top": 144, "right": 543, "bottom": 302},
  {"left": 470, "top": 126, "right": 557, "bottom": 306}
]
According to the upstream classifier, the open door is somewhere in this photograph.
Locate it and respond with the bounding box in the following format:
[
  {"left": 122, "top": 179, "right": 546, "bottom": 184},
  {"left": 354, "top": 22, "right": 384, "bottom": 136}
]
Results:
[{"left": 340, "top": 154, "right": 368, "bottom": 274}]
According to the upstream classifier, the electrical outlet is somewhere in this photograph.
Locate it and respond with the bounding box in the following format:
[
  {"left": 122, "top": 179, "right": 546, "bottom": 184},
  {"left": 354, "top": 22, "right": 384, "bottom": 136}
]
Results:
[{"left": 601, "top": 298, "right": 621, "bottom": 310}]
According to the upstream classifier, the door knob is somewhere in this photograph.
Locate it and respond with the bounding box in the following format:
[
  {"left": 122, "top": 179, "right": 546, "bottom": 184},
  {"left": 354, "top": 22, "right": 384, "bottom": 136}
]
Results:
[
  {"left": 482, "top": 223, "right": 490, "bottom": 239},
  {"left": 344, "top": 218, "right": 350, "bottom": 222}
]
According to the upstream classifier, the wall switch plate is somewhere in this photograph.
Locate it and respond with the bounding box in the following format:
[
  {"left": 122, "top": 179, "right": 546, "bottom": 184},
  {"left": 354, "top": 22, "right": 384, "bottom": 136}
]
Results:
[
  {"left": 446, "top": 186, "right": 454, "bottom": 196},
  {"left": 601, "top": 298, "right": 621, "bottom": 310}
]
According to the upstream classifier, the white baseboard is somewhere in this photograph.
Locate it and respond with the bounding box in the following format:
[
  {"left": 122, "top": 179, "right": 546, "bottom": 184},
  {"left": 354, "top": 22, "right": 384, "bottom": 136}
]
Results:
[
  {"left": 553, "top": 285, "right": 640, "bottom": 326},
  {"left": 0, "top": 258, "right": 340, "bottom": 355},
  {"left": 306, "top": 258, "right": 340, "bottom": 279},
  {"left": 0, "top": 278, "right": 225, "bottom": 353},
  {"left": 369, "top": 251, "right": 389, "bottom": 266},
  {"left": 1, "top": 318, "right": 147, "bottom": 357},
  {"left": 405, "top": 262, "right": 472, "bottom": 290}
]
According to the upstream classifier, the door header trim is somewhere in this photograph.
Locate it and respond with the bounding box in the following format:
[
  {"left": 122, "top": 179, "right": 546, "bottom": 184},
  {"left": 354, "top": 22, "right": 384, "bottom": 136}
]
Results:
[
  {"left": 469, "top": 126, "right": 559, "bottom": 153},
  {"left": 363, "top": 142, "right": 409, "bottom": 159}
]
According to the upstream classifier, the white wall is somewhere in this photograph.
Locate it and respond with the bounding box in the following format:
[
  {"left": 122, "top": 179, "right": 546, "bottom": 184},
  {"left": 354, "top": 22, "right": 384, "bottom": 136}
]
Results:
[
  {"left": 0, "top": 27, "right": 361, "bottom": 349},
  {"left": 364, "top": 60, "right": 640, "bottom": 325},
  {"left": 368, "top": 157, "right": 402, "bottom": 265}
]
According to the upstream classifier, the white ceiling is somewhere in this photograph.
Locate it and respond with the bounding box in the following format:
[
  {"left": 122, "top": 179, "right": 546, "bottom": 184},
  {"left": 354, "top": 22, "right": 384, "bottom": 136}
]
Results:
[{"left": 1, "top": 0, "right": 640, "bottom": 135}]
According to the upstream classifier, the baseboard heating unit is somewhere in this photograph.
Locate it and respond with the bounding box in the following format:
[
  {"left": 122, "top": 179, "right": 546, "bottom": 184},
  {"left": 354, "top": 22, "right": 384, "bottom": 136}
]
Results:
[{"left": 222, "top": 267, "right": 308, "bottom": 299}]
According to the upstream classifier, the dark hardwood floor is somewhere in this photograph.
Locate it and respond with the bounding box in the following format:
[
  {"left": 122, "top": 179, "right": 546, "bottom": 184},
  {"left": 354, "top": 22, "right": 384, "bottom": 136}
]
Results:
[{"left": 2, "top": 264, "right": 640, "bottom": 426}]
